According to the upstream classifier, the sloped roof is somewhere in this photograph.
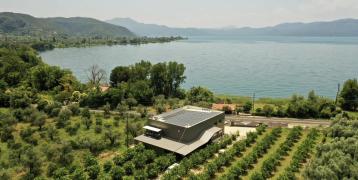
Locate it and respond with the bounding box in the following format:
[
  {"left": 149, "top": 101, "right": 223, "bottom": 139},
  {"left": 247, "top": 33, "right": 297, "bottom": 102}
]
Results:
[{"left": 135, "top": 126, "right": 222, "bottom": 156}]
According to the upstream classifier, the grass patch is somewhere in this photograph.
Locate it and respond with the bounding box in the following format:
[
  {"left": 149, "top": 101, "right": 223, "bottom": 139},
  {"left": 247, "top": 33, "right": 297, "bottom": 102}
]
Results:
[
  {"left": 0, "top": 107, "right": 10, "bottom": 113},
  {"left": 215, "top": 94, "right": 252, "bottom": 104},
  {"left": 215, "top": 94, "right": 290, "bottom": 106},
  {"left": 346, "top": 111, "right": 358, "bottom": 119}
]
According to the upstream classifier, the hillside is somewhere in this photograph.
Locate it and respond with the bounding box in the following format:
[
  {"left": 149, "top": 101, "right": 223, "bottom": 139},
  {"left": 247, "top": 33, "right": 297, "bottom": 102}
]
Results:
[
  {"left": 107, "top": 17, "right": 209, "bottom": 36},
  {"left": 107, "top": 17, "right": 206, "bottom": 36},
  {"left": 107, "top": 17, "right": 358, "bottom": 37},
  {"left": 0, "top": 12, "right": 135, "bottom": 37}
]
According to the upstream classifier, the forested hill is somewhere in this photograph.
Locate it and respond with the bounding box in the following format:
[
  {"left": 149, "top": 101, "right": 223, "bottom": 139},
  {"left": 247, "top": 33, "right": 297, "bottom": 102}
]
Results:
[
  {"left": 0, "top": 12, "right": 136, "bottom": 37},
  {"left": 108, "top": 17, "right": 358, "bottom": 37}
]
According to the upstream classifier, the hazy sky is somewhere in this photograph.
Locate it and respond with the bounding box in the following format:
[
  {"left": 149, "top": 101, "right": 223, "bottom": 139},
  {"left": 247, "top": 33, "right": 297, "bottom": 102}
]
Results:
[{"left": 1, "top": 0, "right": 358, "bottom": 28}]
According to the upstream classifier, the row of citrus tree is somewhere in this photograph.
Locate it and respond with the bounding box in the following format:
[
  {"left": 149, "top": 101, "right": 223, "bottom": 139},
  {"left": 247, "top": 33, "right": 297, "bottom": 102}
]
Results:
[
  {"left": 249, "top": 126, "right": 303, "bottom": 179},
  {"left": 219, "top": 127, "right": 283, "bottom": 179},
  {"left": 162, "top": 133, "right": 238, "bottom": 180},
  {"left": 187, "top": 125, "right": 268, "bottom": 179},
  {"left": 277, "top": 128, "right": 319, "bottom": 180}
]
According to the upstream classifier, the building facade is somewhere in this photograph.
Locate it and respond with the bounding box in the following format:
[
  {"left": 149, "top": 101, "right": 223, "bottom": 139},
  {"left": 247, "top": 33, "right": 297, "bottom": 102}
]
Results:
[{"left": 135, "top": 106, "right": 225, "bottom": 156}]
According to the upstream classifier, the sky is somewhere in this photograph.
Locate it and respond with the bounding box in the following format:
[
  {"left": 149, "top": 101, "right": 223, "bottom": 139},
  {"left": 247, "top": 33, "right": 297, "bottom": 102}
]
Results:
[{"left": 1, "top": 0, "right": 358, "bottom": 28}]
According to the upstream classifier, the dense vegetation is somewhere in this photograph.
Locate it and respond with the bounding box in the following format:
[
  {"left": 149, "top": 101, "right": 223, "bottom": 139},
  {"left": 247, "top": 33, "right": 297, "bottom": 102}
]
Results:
[
  {"left": 304, "top": 116, "right": 358, "bottom": 179},
  {"left": 81, "top": 60, "right": 188, "bottom": 111},
  {"left": 0, "top": 94, "right": 149, "bottom": 179},
  {"left": 339, "top": 78, "right": 358, "bottom": 111}
]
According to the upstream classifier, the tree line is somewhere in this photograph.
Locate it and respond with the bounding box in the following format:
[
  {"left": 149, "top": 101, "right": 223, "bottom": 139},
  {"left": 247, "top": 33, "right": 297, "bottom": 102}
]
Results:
[
  {"left": 227, "top": 80, "right": 358, "bottom": 119},
  {"left": 81, "top": 60, "right": 187, "bottom": 110},
  {"left": 1, "top": 35, "right": 186, "bottom": 52}
]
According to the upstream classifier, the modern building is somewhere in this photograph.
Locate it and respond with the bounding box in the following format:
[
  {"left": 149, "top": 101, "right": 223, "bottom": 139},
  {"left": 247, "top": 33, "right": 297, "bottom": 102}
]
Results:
[{"left": 135, "top": 106, "right": 225, "bottom": 156}]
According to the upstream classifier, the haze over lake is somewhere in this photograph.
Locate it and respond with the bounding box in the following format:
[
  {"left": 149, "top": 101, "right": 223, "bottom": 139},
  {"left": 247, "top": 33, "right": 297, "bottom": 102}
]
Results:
[{"left": 40, "top": 36, "right": 358, "bottom": 98}]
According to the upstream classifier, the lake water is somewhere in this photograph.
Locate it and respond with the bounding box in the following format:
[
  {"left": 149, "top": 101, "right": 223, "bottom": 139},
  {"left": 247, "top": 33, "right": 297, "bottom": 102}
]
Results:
[{"left": 40, "top": 36, "right": 358, "bottom": 98}]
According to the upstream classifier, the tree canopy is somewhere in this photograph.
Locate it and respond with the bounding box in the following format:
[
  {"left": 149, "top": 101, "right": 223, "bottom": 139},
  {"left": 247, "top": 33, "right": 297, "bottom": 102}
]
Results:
[
  {"left": 304, "top": 117, "right": 358, "bottom": 180},
  {"left": 187, "top": 86, "right": 214, "bottom": 103},
  {"left": 0, "top": 45, "right": 42, "bottom": 87},
  {"left": 30, "top": 64, "right": 78, "bottom": 91},
  {"left": 340, "top": 78, "right": 358, "bottom": 111}
]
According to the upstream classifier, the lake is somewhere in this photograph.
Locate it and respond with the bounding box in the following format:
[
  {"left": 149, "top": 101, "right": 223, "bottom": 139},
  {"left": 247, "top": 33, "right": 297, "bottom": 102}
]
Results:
[{"left": 40, "top": 36, "right": 358, "bottom": 98}]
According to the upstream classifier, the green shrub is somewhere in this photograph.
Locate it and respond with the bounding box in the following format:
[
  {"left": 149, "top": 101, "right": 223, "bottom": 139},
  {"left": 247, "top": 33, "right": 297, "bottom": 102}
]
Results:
[
  {"left": 95, "top": 125, "right": 102, "bottom": 134},
  {"left": 103, "top": 161, "right": 113, "bottom": 173},
  {"left": 65, "top": 122, "right": 80, "bottom": 135},
  {"left": 68, "top": 103, "right": 81, "bottom": 115},
  {"left": 111, "top": 166, "right": 125, "bottom": 180},
  {"left": 243, "top": 101, "right": 252, "bottom": 113}
]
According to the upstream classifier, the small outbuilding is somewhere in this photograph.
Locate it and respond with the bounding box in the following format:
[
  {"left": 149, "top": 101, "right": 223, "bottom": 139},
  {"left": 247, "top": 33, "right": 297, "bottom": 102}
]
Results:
[
  {"left": 135, "top": 106, "right": 225, "bottom": 156},
  {"left": 212, "top": 103, "right": 237, "bottom": 114}
]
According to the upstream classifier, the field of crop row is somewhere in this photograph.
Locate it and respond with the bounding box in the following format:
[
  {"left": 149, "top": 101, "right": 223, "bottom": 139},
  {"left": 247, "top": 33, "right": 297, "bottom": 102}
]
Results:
[{"left": 157, "top": 125, "right": 321, "bottom": 180}]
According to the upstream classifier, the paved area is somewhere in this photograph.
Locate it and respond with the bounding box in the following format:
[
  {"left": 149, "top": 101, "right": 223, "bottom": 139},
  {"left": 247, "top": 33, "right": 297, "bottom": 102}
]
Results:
[
  {"left": 226, "top": 115, "right": 331, "bottom": 128},
  {"left": 224, "top": 126, "right": 256, "bottom": 139}
]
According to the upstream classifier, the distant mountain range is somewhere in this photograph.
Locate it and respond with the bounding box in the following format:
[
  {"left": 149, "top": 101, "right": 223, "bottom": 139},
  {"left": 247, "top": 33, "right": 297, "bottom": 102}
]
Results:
[
  {"left": 2, "top": 12, "right": 358, "bottom": 38},
  {"left": 107, "top": 18, "right": 358, "bottom": 37},
  {"left": 0, "top": 12, "right": 135, "bottom": 37}
]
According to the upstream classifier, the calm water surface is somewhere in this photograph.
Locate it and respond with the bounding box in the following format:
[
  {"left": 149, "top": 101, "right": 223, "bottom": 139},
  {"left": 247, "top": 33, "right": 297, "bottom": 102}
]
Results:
[{"left": 40, "top": 36, "right": 358, "bottom": 98}]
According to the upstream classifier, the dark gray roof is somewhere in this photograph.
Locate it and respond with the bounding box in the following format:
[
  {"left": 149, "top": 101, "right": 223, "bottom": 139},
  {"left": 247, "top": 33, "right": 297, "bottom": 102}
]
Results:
[
  {"left": 135, "top": 126, "right": 222, "bottom": 156},
  {"left": 151, "top": 106, "right": 223, "bottom": 127}
]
